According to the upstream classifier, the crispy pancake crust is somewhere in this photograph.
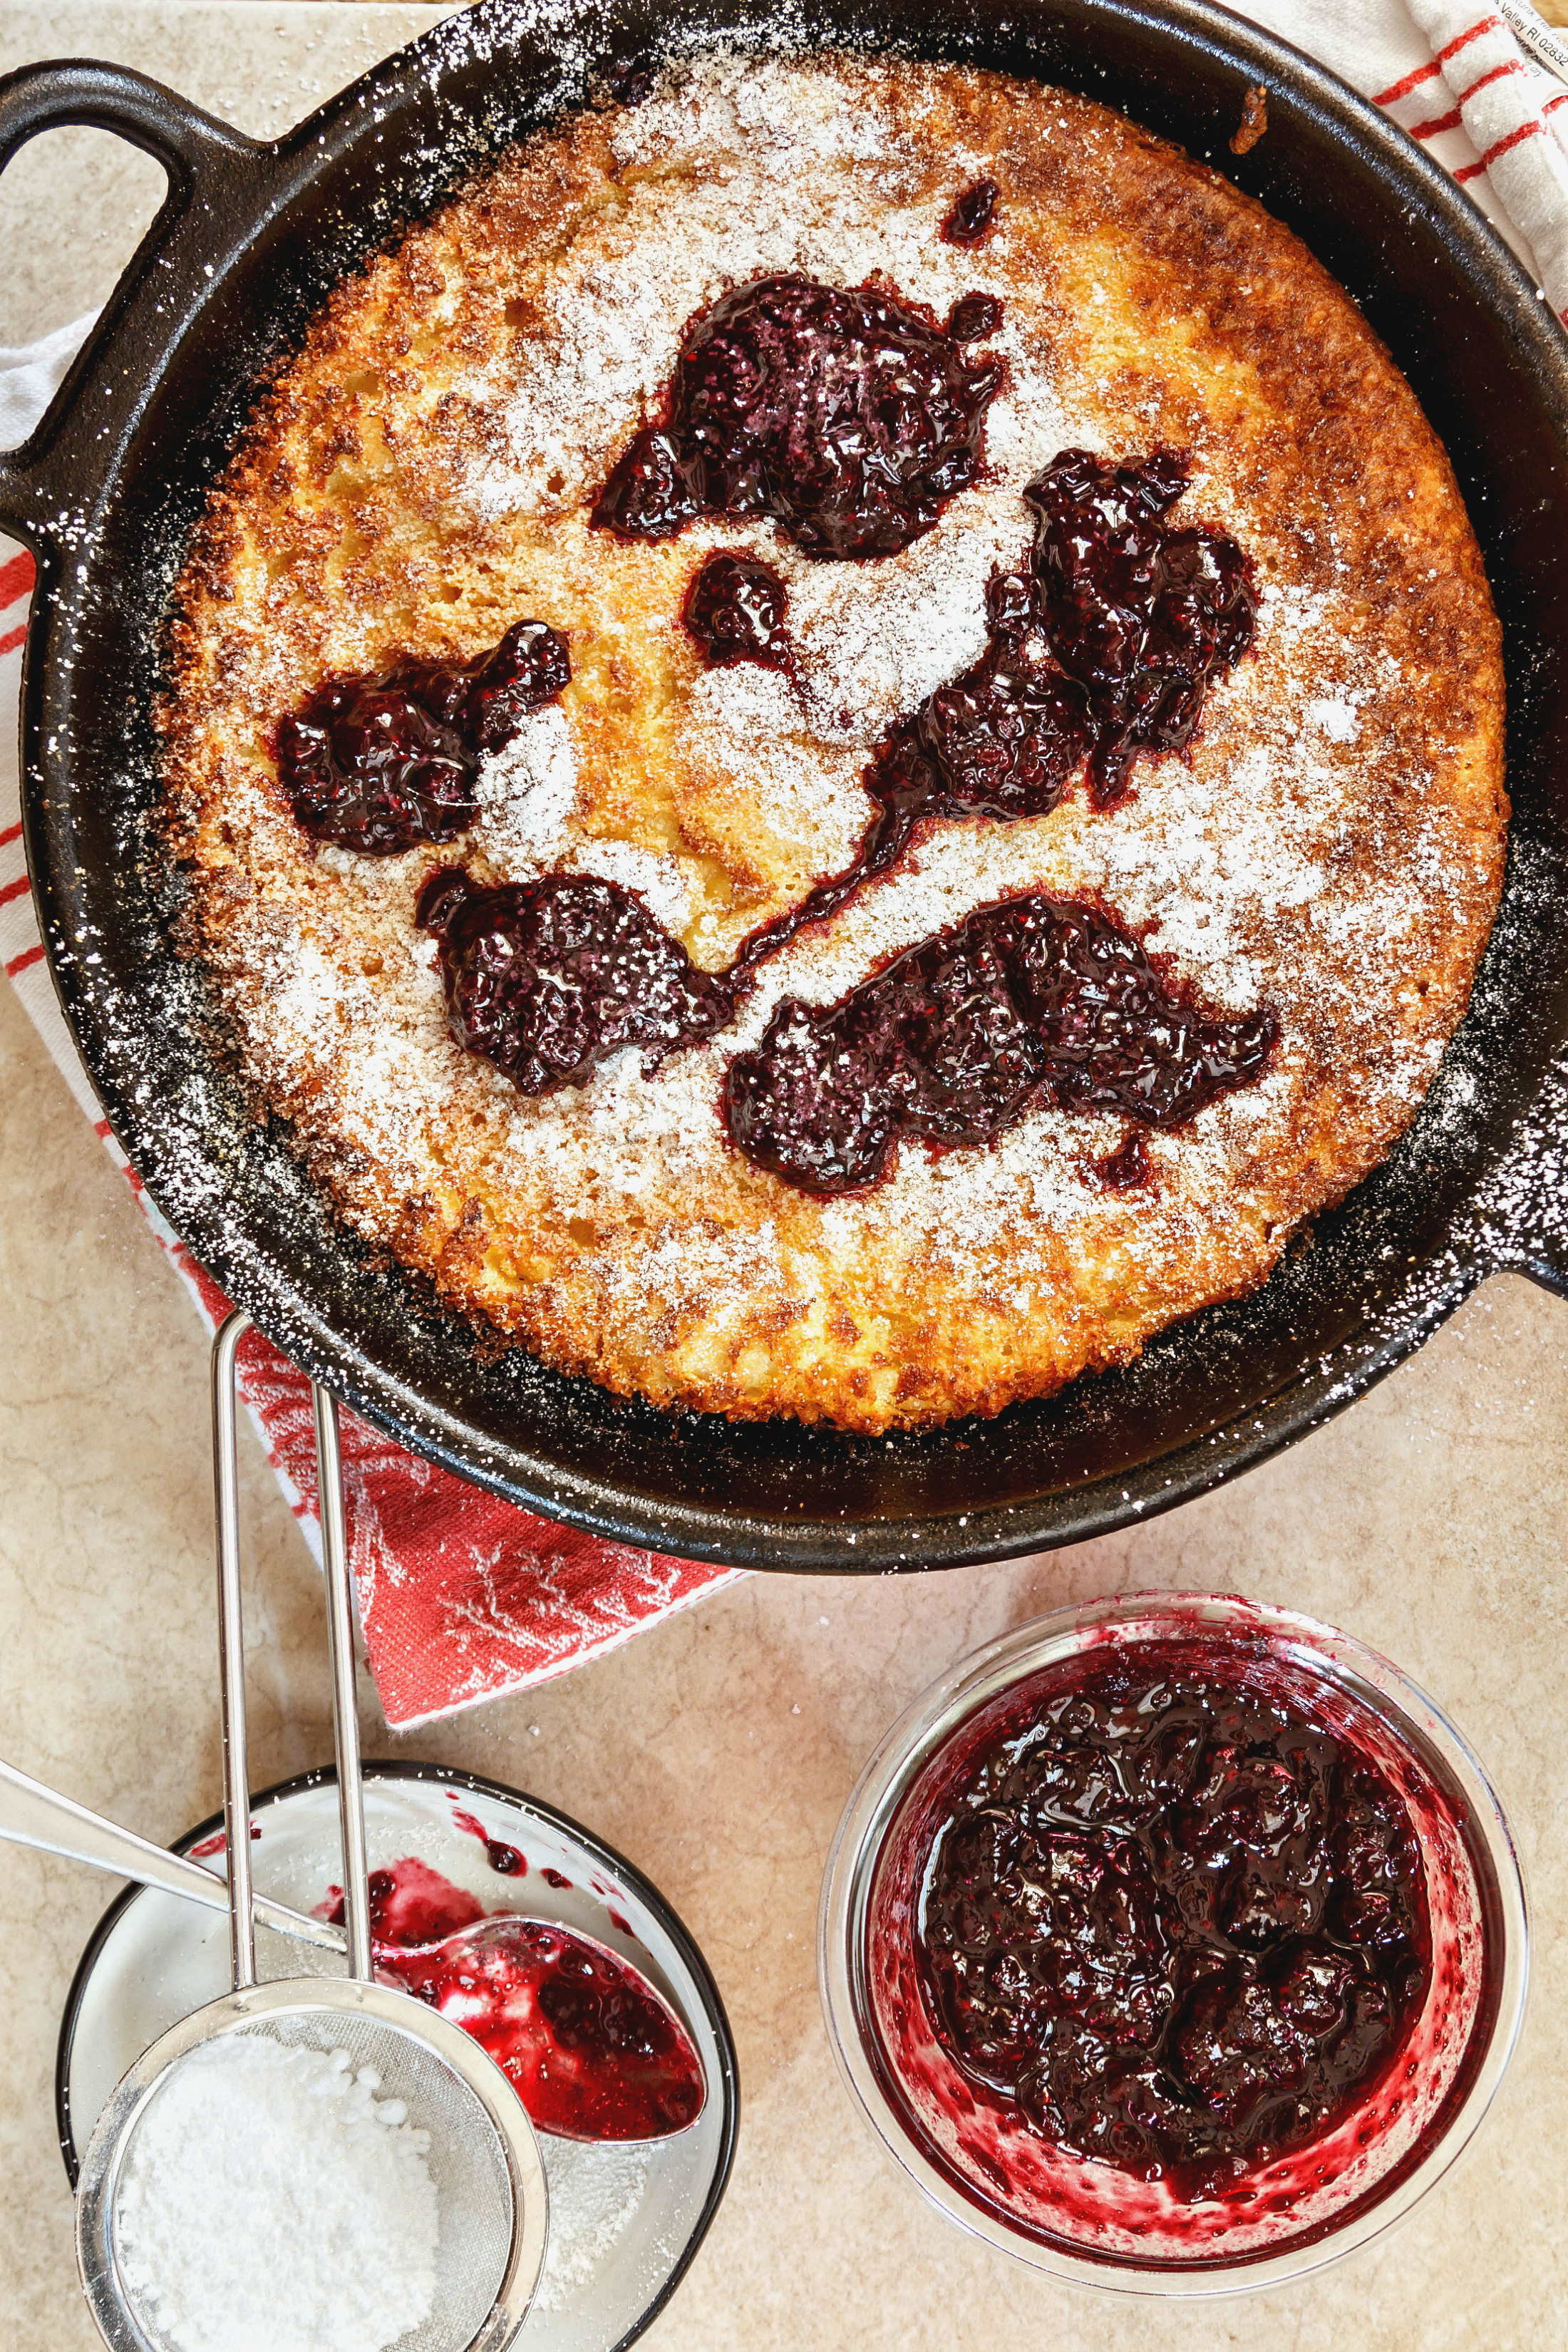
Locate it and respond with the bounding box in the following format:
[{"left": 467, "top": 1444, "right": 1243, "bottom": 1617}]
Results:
[{"left": 160, "top": 52, "right": 1507, "bottom": 1432}]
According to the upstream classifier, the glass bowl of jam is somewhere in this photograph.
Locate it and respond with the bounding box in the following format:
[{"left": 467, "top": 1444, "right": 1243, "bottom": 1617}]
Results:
[{"left": 818, "top": 1591, "right": 1527, "bottom": 2294}]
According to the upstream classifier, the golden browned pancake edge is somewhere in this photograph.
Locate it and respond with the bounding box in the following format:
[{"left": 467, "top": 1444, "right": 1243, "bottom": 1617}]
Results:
[{"left": 160, "top": 51, "right": 1507, "bottom": 1433}]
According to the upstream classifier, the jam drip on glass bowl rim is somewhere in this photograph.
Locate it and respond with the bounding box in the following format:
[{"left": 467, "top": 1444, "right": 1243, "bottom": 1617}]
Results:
[
  {"left": 591, "top": 272, "right": 1004, "bottom": 559},
  {"left": 276, "top": 619, "right": 569, "bottom": 855},
  {"left": 319, "top": 1855, "right": 705, "bottom": 2141},
  {"left": 911, "top": 1637, "right": 1432, "bottom": 2199},
  {"left": 723, "top": 892, "right": 1278, "bottom": 1195}
]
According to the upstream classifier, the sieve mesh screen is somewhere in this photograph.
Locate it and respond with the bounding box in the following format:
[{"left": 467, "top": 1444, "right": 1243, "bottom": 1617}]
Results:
[{"left": 110, "top": 2011, "right": 517, "bottom": 2352}]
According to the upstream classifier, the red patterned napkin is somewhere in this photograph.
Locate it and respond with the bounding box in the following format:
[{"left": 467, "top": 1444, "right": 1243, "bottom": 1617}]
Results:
[{"left": 6, "top": 1, "right": 1564, "bottom": 1721}]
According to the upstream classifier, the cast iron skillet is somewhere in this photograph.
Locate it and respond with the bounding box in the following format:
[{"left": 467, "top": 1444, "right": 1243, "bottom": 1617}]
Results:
[{"left": 1, "top": 0, "right": 1565, "bottom": 1572}]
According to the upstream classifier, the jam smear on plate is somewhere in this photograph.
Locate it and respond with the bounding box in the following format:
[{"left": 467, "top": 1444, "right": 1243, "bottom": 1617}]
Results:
[
  {"left": 592, "top": 272, "right": 1003, "bottom": 558},
  {"left": 724, "top": 893, "right": 1277, "bottom": 1194},
  {"left": 277, "top": 619, "right": 569, "bottom": 854},
  {"left": 319, "top": 1857, "right": 704, "bottom": 2140},
  {"left": 914, "top": 1639, "right": 1431, "bottom": 2193},
  {"left": 449, "top": 1805, "right": 527, "bottom": 1876}
]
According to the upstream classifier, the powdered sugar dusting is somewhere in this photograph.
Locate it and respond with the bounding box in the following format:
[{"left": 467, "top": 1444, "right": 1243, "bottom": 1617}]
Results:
[
  {"left": 783, "top": 488, "right": 1027, "bottom": 743},
  {"left": 468, "top": 52, "right": 1064, "bottom": 528},
  {"left": 172, "top": 46, "right": 1507, "bottom": 1425},
  {"left": 572, "top": 839, "right": 694, "bottom": 931},
  {"left": 473, "top": 703, "right": 579, "bottom": 874}
]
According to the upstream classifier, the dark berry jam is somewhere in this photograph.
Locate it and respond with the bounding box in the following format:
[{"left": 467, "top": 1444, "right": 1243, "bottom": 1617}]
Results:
[
  {"left": 884, "top": 647, "right": 1091, "bottom": 829},
  {"left": 1095, "top": 1128, "right": 1152, "bottom": 1190},
  {"left": 947, "top": 292, "right": 1004, "bottom": 344},
  {"left": 683, "top": 550, "right": 790, "bottom": 669},
  {"left": 727, "top": 614, "right": 1091, "bottom": 988},
  {"left": 912, "top": 1639, "right": 1431, "bottom": 2194},
  {"left": 417, "top": 865, "right": 735, "bottom": 1092},
  {"left": 942, "top": 178, "right": 999, "bottom": 247},
  {"left": 592, "top": 273, "right": 1003, "bottom": 559},
  {"left": 1026, "top": 448, "right": 1256, "bottom": 805},
  {"left": 724, "top": 893, "right": 1276, "bottom": 1195},
  {"left": 319, "top": 1858, "right": 704, "bottom": 2140},
  {"left": 726, "top": 450, "right": 1254, "bottom": 979},
  {"left": 277, "top": 619, "right": 569, "bottom": 854},
  {"left": 450, "top": 1805, "right": 527, "bottom": 1876},
  {"left": 605, "top": 44, "right": 656, "bottom": 103}
]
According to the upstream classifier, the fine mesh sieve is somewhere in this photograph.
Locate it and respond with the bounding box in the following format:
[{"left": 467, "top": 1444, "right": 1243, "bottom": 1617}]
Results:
[{"left": 73, "top": 1313, "right": 549, "bottom": 2352}]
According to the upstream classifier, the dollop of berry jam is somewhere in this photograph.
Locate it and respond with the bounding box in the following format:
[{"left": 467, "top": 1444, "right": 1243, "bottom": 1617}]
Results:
[
  {"left": 417, "top": 866, "right": 734, "bottom": 1093},
  {"left": 321, "top": 1857, "right": 706, "bottom": 2140},
  {"left": 1095, "top": 1128, "right": 1152, "bottom": 1190},
  {"left": 723, "top": 893, "right": 1277, "bottom": 1194},
  {"left": 592, "top": 273, "right": 1003, "bottom": 559},
  {"left": 942, "top": 177, "right": 999, "bottom": 246},
  {"left": 1026, "top": 448, "right": 1257, "bottom": 804},
  {"left": 277, "top": 619, "right": 569, "bottom": 854},
  {"left": 683, "top": 550, "right": 790, "bottom": 669},
  {"left": 726, "top": 450, "right": 1254, "bottom": 978},
  {"left": 884, "top": 646, "right": 1092, "bottom": 829},
  {"left": 914, "top": 1641, "right": 1431, "bottom": 2191},
  {"left": 947, "top": 291, "right": 1004, "bottom": 343}
]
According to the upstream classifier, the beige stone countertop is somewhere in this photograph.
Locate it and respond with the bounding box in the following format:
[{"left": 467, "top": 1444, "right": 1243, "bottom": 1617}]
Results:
[{"left": 3, "top": 7, "right": 1567, "bottom": 2347}]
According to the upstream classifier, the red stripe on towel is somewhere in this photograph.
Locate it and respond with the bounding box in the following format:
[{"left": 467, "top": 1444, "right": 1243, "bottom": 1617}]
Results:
[
  {"left": 1374, "top": 16, "right": 1501, "bottom": 105},
  {"left": 1455, "top": 57, "right": 1524, "bottom": 103},
  {"left": 1407, "top": 105, "right": 1463, "bottom": 137},
  {"left": 1456, "top": 117, "right": 1544, "bottom": 180},
  {"left": 0, "top": 549, "right": 36, "bottom": 607}
]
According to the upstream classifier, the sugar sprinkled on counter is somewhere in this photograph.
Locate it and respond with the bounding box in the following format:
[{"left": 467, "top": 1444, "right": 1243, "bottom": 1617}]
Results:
[{"left": 115, "top": 2033, "right": 438, "bottom": 2352}]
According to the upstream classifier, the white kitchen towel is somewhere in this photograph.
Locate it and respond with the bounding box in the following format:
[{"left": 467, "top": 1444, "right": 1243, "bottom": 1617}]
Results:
[
  {"left": 3, "top": 0, "right": 1564, "bottom": 1718},
  {"left": 1244, "top": 0, "right": 1568, "bottom": 309}
]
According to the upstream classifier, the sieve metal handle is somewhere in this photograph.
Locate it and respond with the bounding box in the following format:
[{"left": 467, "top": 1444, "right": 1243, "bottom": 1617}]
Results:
[
  {"left": 212, "top": 1311, "right": 258, "bottom": 1991},
  {"left": 214, "top": 1311, "right": 373, "bottom": 1985},
  {"left": 314, "top": 1386, "right": 373, "bottom": 1981}
]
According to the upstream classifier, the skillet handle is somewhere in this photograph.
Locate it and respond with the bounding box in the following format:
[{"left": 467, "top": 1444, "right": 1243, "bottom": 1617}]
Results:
[{"left": 0, "top": 61, "right": 262, "bottom": 547}]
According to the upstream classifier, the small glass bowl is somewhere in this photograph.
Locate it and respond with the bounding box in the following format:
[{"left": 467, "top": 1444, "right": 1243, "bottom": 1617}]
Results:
[{"left": 817, "top": 1590, "right": 1528, "bottom": 2297}]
